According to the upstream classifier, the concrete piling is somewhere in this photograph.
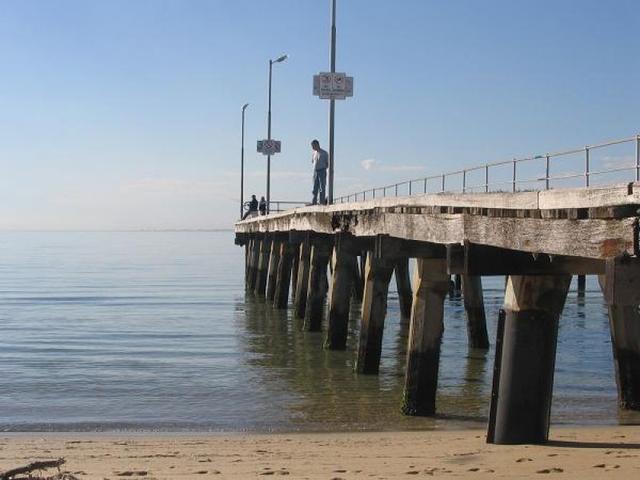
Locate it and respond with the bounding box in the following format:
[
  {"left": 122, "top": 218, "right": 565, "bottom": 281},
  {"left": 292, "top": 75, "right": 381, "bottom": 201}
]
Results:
[{"left": 488, "top": 275, "right": 571, "bottom": 444}]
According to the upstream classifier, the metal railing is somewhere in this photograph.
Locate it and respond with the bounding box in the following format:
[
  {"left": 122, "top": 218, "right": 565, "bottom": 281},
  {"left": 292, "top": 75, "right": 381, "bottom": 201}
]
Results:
[
  {"left": 268, "top": 200, "right": 307, "bottom": 213},
  {"left": 243, "top": 200, "right": 307, "bottom": 218},
  {"left": 335, "top": 134, "right": 640, "bottom": 203}
]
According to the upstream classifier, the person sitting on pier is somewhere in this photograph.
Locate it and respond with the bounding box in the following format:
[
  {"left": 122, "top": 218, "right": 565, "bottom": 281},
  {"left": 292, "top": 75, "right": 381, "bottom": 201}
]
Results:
[
  {"left": 311, "top": 139, "right": 328, "bottom": 205},
  {"left": 259, "top": 196, "right": 267, "bottom": 215},
  {"left": 242, "top": 195, "right": 259, "bottom": 220}
]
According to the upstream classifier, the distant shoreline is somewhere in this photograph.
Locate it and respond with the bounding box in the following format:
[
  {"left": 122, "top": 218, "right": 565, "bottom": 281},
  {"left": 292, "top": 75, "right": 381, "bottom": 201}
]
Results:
[{"left": 0, "top": 229, "right": 234, "bottom": 233}]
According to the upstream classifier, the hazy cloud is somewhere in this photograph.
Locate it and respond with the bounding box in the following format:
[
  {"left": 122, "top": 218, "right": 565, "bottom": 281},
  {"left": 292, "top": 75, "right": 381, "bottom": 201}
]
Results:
[{"left": 360, "top": 158, "right": 425, "bottom": 173}]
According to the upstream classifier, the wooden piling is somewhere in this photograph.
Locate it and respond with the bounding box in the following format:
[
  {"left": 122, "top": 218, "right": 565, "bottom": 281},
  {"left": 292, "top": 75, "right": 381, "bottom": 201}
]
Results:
[
  {"left": 351, "top": 255, "right": 364, "bottom": 302},
  {"left": 488, "top": 275, "right": 571, "bottom": 444},
  {"left": 401, "top": 258, "right": 450, "bottom": 415},
  {"left": 273, "top": 242, "right": 295, "bottom": 309},
  {"left": 462, "top": 275, "right": 490, "bottom": 349},
  {"left": 304, "top": 241, "right": 332, "bottom": 331},
  {"left": 266, "top": 239, "right": 282, "bottom": 301},
  {"left": 293, "top": 237, "right": 311, "bottom": 319},
  {"left": 325, "top": 237, "right": 357, "bottom": 349},
  {"left": 355, "top": 252, "right": 396, "bottom": 374},
  {"left": 254, "top": 236, "right": 271, "bottom": 296},
  {"left": 290, "top": 245, "right": 300, "bottom": 302},
  {"left": 577, "top": 274, "right": 586, "bottom": 297},
  {"left": 395, "top": 257, "right": 413, "bottom": 321},
  {"left": 247, "top": 237, "right": 261, "bottom": 290},
  {"left": 244, "top": 243, "right": 250, "bottom": 285},
  {"left": 599, "top": 265, "right": 640, "bottom": 410},
  {"left": 454, "top": 274, "right": 462, "bottom": 292}
]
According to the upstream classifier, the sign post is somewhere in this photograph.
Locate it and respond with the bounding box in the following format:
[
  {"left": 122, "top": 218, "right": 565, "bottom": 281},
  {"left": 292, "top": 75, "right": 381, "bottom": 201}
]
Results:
[
  {"left": 312, "top": 70, "right": 353, "bottom": 205},
  {"left": 257, "top": 139, "right": 282, "bottom": 156}
]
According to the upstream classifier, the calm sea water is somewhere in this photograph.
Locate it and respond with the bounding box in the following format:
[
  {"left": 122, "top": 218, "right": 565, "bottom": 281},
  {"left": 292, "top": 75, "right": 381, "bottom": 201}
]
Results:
[{"left": 1, "top": 231, "right": 638, "bottom": 432}]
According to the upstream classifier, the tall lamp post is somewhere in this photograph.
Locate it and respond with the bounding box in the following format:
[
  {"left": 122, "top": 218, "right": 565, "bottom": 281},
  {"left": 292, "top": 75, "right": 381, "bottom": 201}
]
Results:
[
  {"left": 240, "top": 103, "right": 249, "bottom": 219},
  {"left": 328, "top": 0, "right": 336, "bottom": 204},
  {"left": 267, "top": 54, "right": 288, "bottom": 214}
]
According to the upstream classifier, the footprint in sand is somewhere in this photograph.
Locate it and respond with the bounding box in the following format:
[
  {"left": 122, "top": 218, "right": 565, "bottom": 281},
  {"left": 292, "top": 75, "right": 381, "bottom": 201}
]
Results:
[
  {"left": 516, "top": 458, "right": 533, "bottom": 463},
  {"left": 115, "top": 471, "right": 148, "bottom": 477},
  {"left": 536, "top": 468, "right": 563, "bottom": 474}
]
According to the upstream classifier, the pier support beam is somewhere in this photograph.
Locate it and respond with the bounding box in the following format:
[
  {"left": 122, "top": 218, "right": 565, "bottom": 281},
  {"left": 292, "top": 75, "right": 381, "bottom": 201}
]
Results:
[
  {"left": 325, "top": 235, "right": 357, "bottom": 350},
  {"left": 290, "top": 245, "right": 300, "bottom": 302},
  {"left": 454, "top": 274, "right": 462, "bottom": 293},
  {"left": 577, "top": 274, "right": 586, "bottom": 297},
  {"left": 254, "top": 236, "right": 271, "bottom": 296},
  {"left": 273, "top": 242, "right": 295, "bottom": 309},
  {"left": 294, "top": 236, "right": 312, "bottom": 319},
  {"left": 355, "top": 249, "right": 396, "bottom": 374},
  {"left": 488, "top": 275, "right": 571, "bottom": 445},
  {"left": 395, "top": 257, "right": 413, "bottom": 321},
  {"left": 304, "top": 240, "right": 332, "bottom": 331},
  {"left": 244, "top": 243, "right": 250, "bottom": 285},
  {"left": 351, "top": 256, "right": 364, "bottom": 302},
  {"left": 247, "top": 237, "right": 261, "bottom": 291},
  {"left": 401, "top": 258, "right": 450, "bottom": 416},
  {"left": 462, "top": 275, "right": 490, "bottom": 349},
  {"left": 266, "top": 239, "right": 282, "bottom": 301},
  {"left": 599, "top": 257, "right": 640, "bottom": 410}
]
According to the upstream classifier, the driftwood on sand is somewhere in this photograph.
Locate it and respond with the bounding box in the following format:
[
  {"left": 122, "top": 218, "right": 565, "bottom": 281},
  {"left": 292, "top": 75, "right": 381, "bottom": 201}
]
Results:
[{"left": 0, "top": 458, "right": 78, "bottom": 480}]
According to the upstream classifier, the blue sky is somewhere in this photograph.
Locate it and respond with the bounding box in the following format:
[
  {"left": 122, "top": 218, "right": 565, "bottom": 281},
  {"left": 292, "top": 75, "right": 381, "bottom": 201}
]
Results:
[{"left": 0, "top": 0, "right": 638, "bottom": 230}]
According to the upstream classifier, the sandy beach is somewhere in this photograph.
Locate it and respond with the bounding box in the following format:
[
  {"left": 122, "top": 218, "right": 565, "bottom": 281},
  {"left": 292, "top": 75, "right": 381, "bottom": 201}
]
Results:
[{"left": 1, "top": 426, "right": 639, "bottom": 479}]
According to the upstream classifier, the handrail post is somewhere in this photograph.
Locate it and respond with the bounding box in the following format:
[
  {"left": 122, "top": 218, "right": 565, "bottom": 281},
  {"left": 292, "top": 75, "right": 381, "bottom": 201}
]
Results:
[
  {"left": 409, "top": 180, "right": 412, "bottom": 196},
  {"left": 636, "top": 135, "right": 639, "bottom": 182},
  {"left": 441, "top": 174, "right": 445, "bottom": 192},
  {"left": 395, "top": 184, "right": 398, "bottom": 196},
  {"left": 585, "top": 146, "right": 590, "bottom": 187},
  {"left": 512, "top": 159, "right": 516, "bottom": 193},
  {"left": 545, "top": 154, "right": 550, "bottom": 190},
  {"left": 423, "top": 178, "right": 427, "bottom": 193},
  {"left": 462, "top": 169, "right": 466, "bottom": 193},
  {"left": 485, "top": 165, "right": 489, "bottom": 193}
]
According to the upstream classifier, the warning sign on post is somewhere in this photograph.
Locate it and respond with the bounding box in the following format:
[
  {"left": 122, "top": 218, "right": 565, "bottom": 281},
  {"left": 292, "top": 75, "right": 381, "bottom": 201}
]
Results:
[
  {"left": 257, "top": 139, "right": 281, "bottom": 155},
  {"left": 313, "top": 72, "right": 353, "bottom": 100}
]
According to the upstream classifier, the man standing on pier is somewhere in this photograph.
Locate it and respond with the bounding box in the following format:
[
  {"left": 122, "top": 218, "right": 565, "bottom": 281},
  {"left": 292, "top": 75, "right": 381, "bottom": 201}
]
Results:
[{"left": 310, "top": 139, "right": 328, "bottom": 205}]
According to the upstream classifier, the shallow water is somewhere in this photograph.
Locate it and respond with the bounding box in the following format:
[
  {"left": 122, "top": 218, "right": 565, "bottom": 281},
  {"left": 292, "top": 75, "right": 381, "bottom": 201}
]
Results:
[{"left": 0, "top": 231, "right": 638, "bottom": 432}]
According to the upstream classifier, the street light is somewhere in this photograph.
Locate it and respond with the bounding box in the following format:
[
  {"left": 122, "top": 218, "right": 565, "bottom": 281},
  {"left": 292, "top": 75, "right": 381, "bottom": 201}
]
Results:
[
  {"left": 240, "top": 103, "right": 249, "bottom": 219},
  {"left": 266, "top": 53, "right": 288, "bottom": 214}
]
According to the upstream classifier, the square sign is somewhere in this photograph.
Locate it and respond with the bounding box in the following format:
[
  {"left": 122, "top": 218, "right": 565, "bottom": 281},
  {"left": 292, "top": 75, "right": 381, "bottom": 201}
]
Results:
[
  {"left": 313, "top": 72, "right": 353, "bottom": 100},
  {"left": 257, "top": 139, "right": 281, "bottom": 155}
]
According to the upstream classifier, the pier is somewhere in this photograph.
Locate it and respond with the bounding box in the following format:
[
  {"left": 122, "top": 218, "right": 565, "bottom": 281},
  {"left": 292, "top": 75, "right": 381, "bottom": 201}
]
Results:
[{"left": 234, "top": 135, "right": 640, "bottom": 444}]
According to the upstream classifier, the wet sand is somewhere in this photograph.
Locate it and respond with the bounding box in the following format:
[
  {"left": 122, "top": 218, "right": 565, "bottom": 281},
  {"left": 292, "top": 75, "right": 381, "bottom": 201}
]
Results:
[{"left": 1, "top": 427, "right": 639, "bottom": 479}]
